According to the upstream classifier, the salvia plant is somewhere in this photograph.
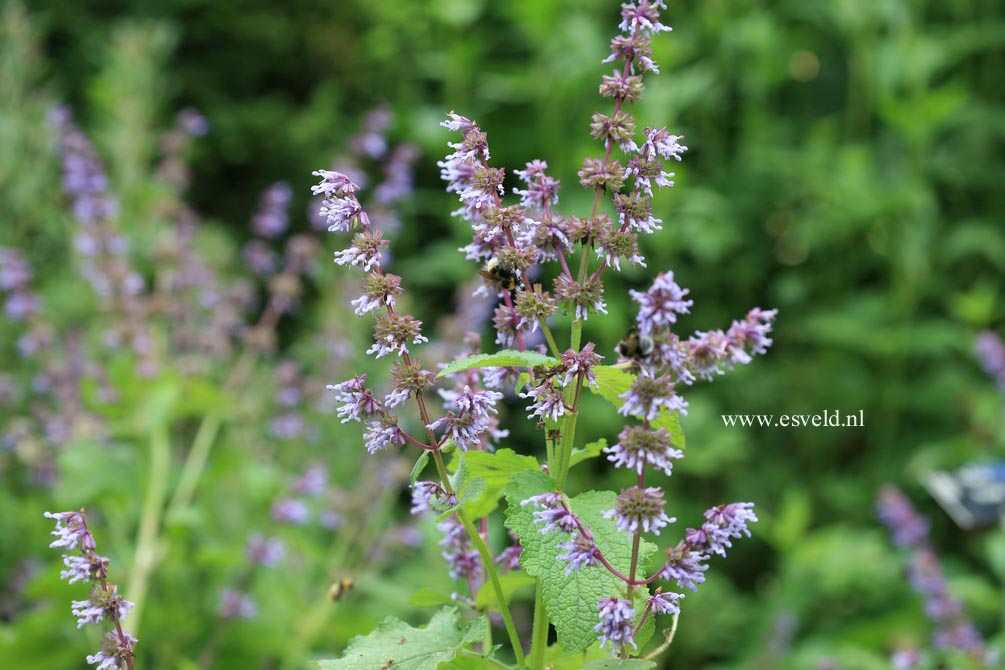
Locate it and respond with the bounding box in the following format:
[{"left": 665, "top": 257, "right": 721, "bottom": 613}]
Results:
[{"left": 315, "top": 3, "right": 776, "bottom": 668}]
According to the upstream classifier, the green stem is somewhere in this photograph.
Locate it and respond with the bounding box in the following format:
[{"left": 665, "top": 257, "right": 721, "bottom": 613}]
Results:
[
  {"left": 167, "top": 349, "right": 257, "bottom": 517},
  {"left": 540, "top": 322, "right": 561, "bottom": 358},
  {"left": 433, "top": 451, "right": 526, "bottom": 667},
  {"left": 553, "top": 373, "right": 585, "bottom": 491},
  {"left": 127, "top": 423, "right": 171, "bottom": 635},
  {"left": 166, "top": 410, "right": 222, "bottom": 518},
  {"left": 529, "top": 579, "right": 548, "bottom": 670}
]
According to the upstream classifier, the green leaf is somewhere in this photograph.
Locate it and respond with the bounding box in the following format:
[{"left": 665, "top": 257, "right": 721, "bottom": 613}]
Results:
[
  {"left": 447, "top": 453, "right": 487, "bottom": 509},
  {"left": 543, "top": 643, "right": 610, "bottom": 669},
  {"left": 504, "top": 471, "right": 657, "bottom": 653},
  {"left": 315, "top": 607, "right": 483, "bottom": 670},
  {"left": 569, "top": 439, "right": 607, "bottom": 469},
  {"left": 590, "top": 367, "right": 686, "bottom": 449},
  {"left": 407, "top": 588, "right": 455, "bottom": 608},
  {"left": 448, "top": 449, "right": 540, "bottom": 518},
  {"left": 474, "top": 572, "right": 535, "bottom": 610},
  {"left": 410, "top": 452, "right": 431, "bottom": 485},
  {"left": 583, "top": 660, "right": 657, "bottom": 670},
  {"left": 437, "top": 350, "right": 558, "bottom": 378}
]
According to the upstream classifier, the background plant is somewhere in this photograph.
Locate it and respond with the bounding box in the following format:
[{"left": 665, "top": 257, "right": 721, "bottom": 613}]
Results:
[{"left": 1, "top": 0, "right": 1003, "bottom": 668}]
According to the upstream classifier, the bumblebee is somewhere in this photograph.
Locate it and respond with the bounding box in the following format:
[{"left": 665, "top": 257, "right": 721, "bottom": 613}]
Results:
[
  {"left": 327, "top": 577, "right": 355, "bottom": 602},
  {"left": 480, "top": 257, "right": 522, "bottom": 292},
  {"left": 617, "top": 327, "right": 654, "bottom": 361}
]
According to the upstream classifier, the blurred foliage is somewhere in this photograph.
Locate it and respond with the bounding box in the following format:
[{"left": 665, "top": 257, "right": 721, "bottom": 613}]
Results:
[{"left": 1, "top": 0, "right": 1004, "bottom": 668}]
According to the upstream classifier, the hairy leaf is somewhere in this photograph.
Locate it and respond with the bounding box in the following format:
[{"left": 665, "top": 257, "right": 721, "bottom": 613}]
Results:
[
  {"left": 315, "top": 607, "right": 484, "bottom": 670},
  {"left": 448, "top": 449, "right": 540, "bottom": 517}
]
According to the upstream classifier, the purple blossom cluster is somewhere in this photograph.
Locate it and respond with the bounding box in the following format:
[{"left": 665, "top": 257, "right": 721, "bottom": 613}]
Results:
[
  {"left": 310, "top": 106, "right": 418, "bottom": 236},
  {"left": 0, "top": 248, "right": 107, "bottom": 472},
  {"left": 876, "top": 486, "right": 989, "bottom": 663},
  {"left": 44, "top": 511, "right": 136, "bottom": 670},
  {"left": 48, "top": 106, "right": 155, "bottom": 371}
]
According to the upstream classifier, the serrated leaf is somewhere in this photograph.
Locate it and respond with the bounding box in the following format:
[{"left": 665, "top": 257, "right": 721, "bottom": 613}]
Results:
[
  {"left": 583, "top": 660, "right": 657, "bottom": 670},
  {"left": 407, "top": 587, "right": 455, "bottom": 608},
  {"left": 474, "top": 572, "right": 535, "bottom": 610},
  {"left": 448, "top": 449, "right": 540, "bottom": 518},
  {"left": 569, "top": 439, "right": 607, "bottom": 469},
  {"left": 590, "top": 367, "right": 686, "bottom": 449},
  {"left": 504, "top": 471, "right": 657, "bottom": 653},
  {"left": 438, "top": 350, "right": 558, "bottom": 378},
  {"left": 410, "top": 452, "right": 431, "bottom": 485},
  {"left": 315, "top": 607, "right": 482, "bottom": 670}
]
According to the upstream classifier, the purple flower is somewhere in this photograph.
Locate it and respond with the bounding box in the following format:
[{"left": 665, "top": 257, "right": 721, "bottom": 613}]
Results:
[
  {"left": 251, "top": 181, "right": 292, "bottom": 238},
  {"left": 630, "top": 271, "right": 692, "bottom": 335},
  {"left": 556, "top": 534, "right": 601, "bottom": 574},
  {"left": 328, "top": 375, "right": 382, "bottom": 423},
  {"left": 618, "top": 373, "right": 688, "bottom": 420},
  {"left": 219, "top": 588, "right": 257, "bottom": 619},
  {"left": 61, "top": 554, "right": 105, "bottom": 585},
  {"left": 521, "top": 381, "right": 568, "bottom": 423},
  {"left": 436, "top": 515, "right": 481, "bottom": 581},
  {"left": 86, "top": 631, "right": 137, "bottom": 670},
  {"left": 641, "top": 127, "right": 686, "bottom": 162},
  {"left": 619, "top": 1, "right": 671, "bottom": 37},
  {"left": 363, "top": 417, "right": 407, "bottom": 453},
  {"left": 312, "top": 170, "right": 369, "bottom": 232},
  {"left": 333, "top": 229, "right": 388, "bottom": 272},
  {"left": 521, "top": 492, "right": 579, "bottom": 534},
  {"left": 271, "top": 498, "right": 310, "bottom": 525},
  {"left": 44, "top": 511, "right": 94, "bottom": 551},
  {"left": 71, "top": 591, "right": 132, "bottom": 629},
  {"left": 605, "top": 425, "right": 683, "bottom": 476},
  {"left": 428, "top": 386, "right": 502, "bottom": 451},
  {"left": 687, "top": 502, "right": 757, "bottom": 557},
  {"left": 495, "top": 533, "right": 523, "bottom": 573},
  {"left": 595, "top": 597, "right": 636, "bottom": 656},
  {"left": 559, "top": 343, "right": 603, "bottom": 387},
  {"left": 366, "top": 312, "right": 428, "bottom": 359},
  {"left": 513, "top": 160, "right": 560, "bottom": 211},
  {"left": 658, "top": 541, "right": 708, "bottom": 591},
  {"left": 725, "top": 308, "right": 777, "bottom": 364},
  {"left": 876, "top": 486, "right": 930, "bottom": 548},
  {"left": 292, "top": 464, "right": 328, "bottom": 496},
  {"left": 246, "top": 534, "right": 285, "bottom": 567},
  {"left": 603, "top": 485, "right": 675, "bottom": 535},
  {"left": 411, "top": 481, "right": 456, "bottom": 515},
  {"left": 648, "top": 590, "right": 683, "bottom": 615}
]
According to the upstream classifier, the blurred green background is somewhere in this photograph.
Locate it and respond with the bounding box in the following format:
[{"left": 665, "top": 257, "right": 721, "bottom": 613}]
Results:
[{"left": 1, "top": 0, "right": 1004, "bottom": 668}]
